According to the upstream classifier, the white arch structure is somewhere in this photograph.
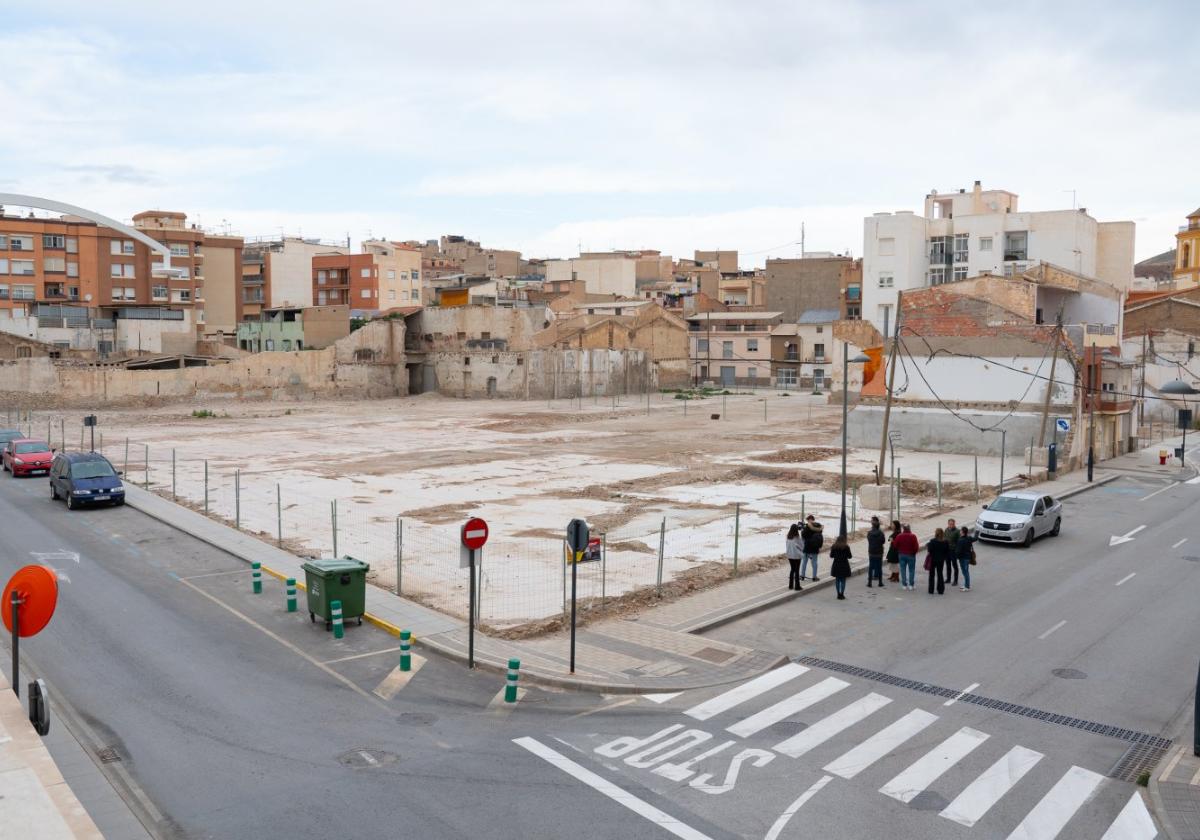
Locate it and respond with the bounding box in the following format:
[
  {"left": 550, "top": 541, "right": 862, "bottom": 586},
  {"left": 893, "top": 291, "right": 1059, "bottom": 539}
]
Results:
[{"left": 0, "top": 193, "right": 178, "bottom": 275}]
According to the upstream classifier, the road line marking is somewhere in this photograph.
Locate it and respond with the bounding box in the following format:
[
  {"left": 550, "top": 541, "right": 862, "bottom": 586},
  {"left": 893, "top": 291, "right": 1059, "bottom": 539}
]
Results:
[
  {"left": 179, "top": 568, "right": 250, "bottom": 580},
  {"left": 642, "top": 692, "right": 682, "bottom": 704},
  {"left": 1115, "top": 573, "right": 1136, "bottom": 587},
  {"left": 684, "top": 662, "right": 808, "bottom": 721},
  {"left": 323, "top": 646, "right": 402, "bottom": 664},
  {"left": 1159, "top": 747, "right": 1185, "bottom": 782},
  {"left": 880, "top": 727, "right": 990, "bottom": 804},
  {"left": 1187, "top": 475, "right": 1200, "bottom": 485},
  {"left": 763, "top": 775, "right": 832, "bottom": 840},
  {"left": 372, "top": 656, "right": 426, "bottom": 700},
  {"left": 358, "top": 750, "right": 379, "bottom": 766},
  {"left": 944, "top": 682, "right": 980, "bottom": 706},
  {"left": 172, "top": 574, "right": 390, "bottom": 712},
  {"left": 1099, "top": 791, "right": 1158, "bottom": 840},
  {"left": 1038, "top": 620, "right": 1067, "bottom": 640},
  {"left": 774, "top": 693, "right": 892, "bottom": 758},
  {"left": 939, "top": 745, "right": 1043, "bottom": 827},
  {"left": 513, "top": 737, "right": 714, "bottom": 840},
  {"left": 825, "top": 709, "right": 938, "bottom": 779},
  {"left": 726, "top": 677, "right": 848, "bottom": 738},
  {"left": 1174, "top": 538, "right": 1189, "bottom": 548},
  {"left": 570, "top": 699, "right": 638, "bottom": 719},
  {"left": 1004, "top": 765, "right": 1103, "bottom": 840},
  {"left": 1138, "top": 482, "right": 1178, "bottom": 501}
]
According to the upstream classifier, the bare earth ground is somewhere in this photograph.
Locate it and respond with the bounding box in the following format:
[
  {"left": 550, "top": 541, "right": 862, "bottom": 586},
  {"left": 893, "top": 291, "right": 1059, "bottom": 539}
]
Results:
[{"left": 35, "top": 390, "right": 1006, "bottom": 630}]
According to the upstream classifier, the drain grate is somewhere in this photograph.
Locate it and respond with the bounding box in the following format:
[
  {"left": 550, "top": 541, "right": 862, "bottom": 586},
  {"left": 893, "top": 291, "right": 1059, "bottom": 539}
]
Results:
[
  {"left": 96, "top": 746, "right": 121, "bottom": 764},
  {"left": 795, "top": 656, "right": 1172, "bottom": 752},
  {"left": 1108, "top": 741, "right": 1170, "bottom": 783}
]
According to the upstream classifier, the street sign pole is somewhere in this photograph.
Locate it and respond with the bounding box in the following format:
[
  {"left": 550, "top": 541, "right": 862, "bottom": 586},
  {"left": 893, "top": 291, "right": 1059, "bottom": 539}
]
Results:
[
  {"left": 565, "top": 518, "right": 589, "bottom": 675},
  {"left": 468, "top": 547, "right": 476, "bottom": 670},
  {"left": 10, "top": 591, "right": 19, "bottom": 698},
  {"left": 570, "top": 550, "right": 577, "bottom": 674},
  {"left": 460, "top": 517, "right": 490, "bottom": 671}
]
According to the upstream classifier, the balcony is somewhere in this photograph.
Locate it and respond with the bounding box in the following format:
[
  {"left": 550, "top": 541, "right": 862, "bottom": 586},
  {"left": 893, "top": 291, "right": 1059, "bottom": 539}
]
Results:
[
  {"left": 242, "top": 276, "right": 264, "bottom": 285},
  {"left": 928, "top": 250, "right": 953, "bottom": 265},
  {"left": 844, "top": 286, "right": 861, "bottom": 301},
  {"left": 1004, "top": 250, "right": 1028, "bottom": 261},
  {"left": 1181, "top": 221, "right": 1200, "bottom": 232}
]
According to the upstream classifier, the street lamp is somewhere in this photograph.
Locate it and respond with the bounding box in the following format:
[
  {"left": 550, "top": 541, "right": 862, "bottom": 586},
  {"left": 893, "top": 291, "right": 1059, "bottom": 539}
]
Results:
[
  {"left": 1161, "top": 378, "right": 1198, "bottom": 468},
  {"left": 840, "top": 344, "right": 872, "bottom": 538},
  {"left": 888, "top": 431, "right": 902, "bottom": 521}
]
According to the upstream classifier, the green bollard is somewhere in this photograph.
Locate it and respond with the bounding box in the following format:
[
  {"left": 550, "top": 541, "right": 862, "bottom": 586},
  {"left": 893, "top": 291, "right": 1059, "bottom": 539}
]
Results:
[
  {"left": 505, "top": 658, "right": 521, "bottom": 703},
  {"left": 251, "top": 561, "right": 262, "bottom": 594},
  {"left": 285, "top": 577, "right": 296, "bottom": 612},
  {"left": 330, "top": 599, "right": 344, "bottom": 639},
  {"left": 400, "top": 630, "right": 412, "bottom": 672}
]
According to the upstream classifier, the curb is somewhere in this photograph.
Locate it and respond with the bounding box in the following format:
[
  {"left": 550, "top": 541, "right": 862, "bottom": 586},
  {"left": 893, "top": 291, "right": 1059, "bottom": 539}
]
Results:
[{"left": 1055, "top": 473, "right": 1120, "bottom": 499}]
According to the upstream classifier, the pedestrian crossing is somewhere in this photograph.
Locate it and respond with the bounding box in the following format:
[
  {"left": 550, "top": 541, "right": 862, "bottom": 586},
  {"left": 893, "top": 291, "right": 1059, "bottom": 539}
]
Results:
[{"left": 608, "top": 663, "right": 1163, "bottom": 839}]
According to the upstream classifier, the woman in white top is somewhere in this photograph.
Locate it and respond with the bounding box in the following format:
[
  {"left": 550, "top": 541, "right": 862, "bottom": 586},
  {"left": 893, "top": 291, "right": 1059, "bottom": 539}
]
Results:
[{"left": 786, "top": 523, "right": 804, "bottom": 590}]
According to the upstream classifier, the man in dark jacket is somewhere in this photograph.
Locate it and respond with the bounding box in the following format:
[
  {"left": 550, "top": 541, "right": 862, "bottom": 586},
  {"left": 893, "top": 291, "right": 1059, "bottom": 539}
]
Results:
[
  {"left": 800, "top": 515, "right": 823, "bottom": 581},
  {"left": 945, "top": 519, "right": 960, "bottom": 586},
  {"left": 955, "top": 526, "right": 976, "bottom": 591},
  {"left": 866, "top": 517, "right": 886, "bottom": 588}
]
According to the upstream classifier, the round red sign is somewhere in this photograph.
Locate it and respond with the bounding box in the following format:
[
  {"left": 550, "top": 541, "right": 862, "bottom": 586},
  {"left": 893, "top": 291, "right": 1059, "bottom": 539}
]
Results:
[
  {"left": 461, "top": 517, "right": 489, "bottom": 551},
  {"left": 2, "top": 565, "right": 59, "bottom": 638}
]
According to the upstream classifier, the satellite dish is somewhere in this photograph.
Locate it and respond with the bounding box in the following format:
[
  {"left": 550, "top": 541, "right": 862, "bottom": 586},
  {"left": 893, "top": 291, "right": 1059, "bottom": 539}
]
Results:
[{"left": 84, "top": 293, "right": 92, "bottom": 302}]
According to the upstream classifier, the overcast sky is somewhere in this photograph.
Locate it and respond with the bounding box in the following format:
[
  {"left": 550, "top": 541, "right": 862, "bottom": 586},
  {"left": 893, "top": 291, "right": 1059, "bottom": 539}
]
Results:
[{"left": 1, "top": 1, "right": 1194, "bottom": 266}]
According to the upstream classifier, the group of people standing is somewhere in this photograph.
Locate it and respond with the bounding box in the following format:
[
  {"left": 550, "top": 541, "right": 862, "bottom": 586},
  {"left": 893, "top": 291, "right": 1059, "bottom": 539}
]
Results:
[{"left": 786, "top": 514, "right": 978, "bottom": 600}]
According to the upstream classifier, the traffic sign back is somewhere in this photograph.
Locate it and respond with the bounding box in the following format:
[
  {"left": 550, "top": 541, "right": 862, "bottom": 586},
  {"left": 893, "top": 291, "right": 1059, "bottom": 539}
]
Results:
[{"left": 461, "top": 518, "right": 489, "bottom": 551}]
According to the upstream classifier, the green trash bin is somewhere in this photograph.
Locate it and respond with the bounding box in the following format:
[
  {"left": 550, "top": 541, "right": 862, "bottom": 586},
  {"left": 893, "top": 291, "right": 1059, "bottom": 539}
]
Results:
[{"left": 301, "top": 557, "right": 370, "bottom": 630}]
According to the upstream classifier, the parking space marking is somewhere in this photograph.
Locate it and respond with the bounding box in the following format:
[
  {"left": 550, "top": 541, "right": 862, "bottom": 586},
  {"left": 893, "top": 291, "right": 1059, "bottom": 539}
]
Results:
[
  {"left": 571, "top": 699, "right": 639, "bottom": 719},
  {"left": 513, "top": 737, "right": 713, "bottom": 840},
  {"left": 1114, "top": 573, "right": 1136, "bottom": 587},
  {"left": 1138, "top": 482, "right": 1178, "bottom": 502},
  {"left": 323, "top": 646, "right": 402, "bottom": 665},
  {"left": 372, "top": 656, "right": 427, "bottom": 700},
  {"left": 1173, "top": 538, "right": 1189, "bottom": 549},
  {"left": 1037, "top": 620, "right": 1067, "bottom": 640}
]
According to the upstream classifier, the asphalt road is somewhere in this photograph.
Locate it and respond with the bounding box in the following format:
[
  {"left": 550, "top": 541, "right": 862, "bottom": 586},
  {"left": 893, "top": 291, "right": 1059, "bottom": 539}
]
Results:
[{"left": 1, "top": 467, "right": 1193, "bottom": 839}]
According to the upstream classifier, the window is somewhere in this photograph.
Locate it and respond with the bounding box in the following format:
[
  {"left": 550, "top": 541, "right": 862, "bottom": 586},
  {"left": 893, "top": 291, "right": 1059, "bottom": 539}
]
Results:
[
  {"left": 979, "top": 236, "right": 992, "bottom": 252},
  {"left": 747, "top": 367, "right": 757, "bottom": 381},
  {"left": 929, "top": 235, "right": 950, "bottom": 261},
  {"left": 282, "top": 340, "right": 293, "bottom": 351},
  {"left": 813, "top": 368, "right": 825, "bottom": 387},
  {"left": 173, "top": 289, "right": 191, "bottom": 302},
  {"left": 387, "top": 269, "right": 396, "bottom": 280},
  {"left": 928, "top": 266, "right": 947, "bottom": 285},
  {"left": 411, "top": 270, "right": 419, "bottom": 281},
  {"left": 722, "top": 341, "right": 734, "bottom": 359},
  {"left": 813, "top": 343, "right": 825, "bottom": 359},
  {"left": 152, "top": 285, "right": 168, "bottom": 299},
  {"left": 0, "top": 235, "right": 6, "bottom": 248},
  {"left": 747, "top": 338, "right": 758, "bottom": 352},
  {"left": 328, "top": 269, "right": 339, "bottom": 280},
  {"left": 110, "top": 239, "right": 135, "bottom": 255},
  {"left": 846, "top": 305, "right": 860, "bottom": 319},
  {"left": 123, "top": 240, "right": 135, "bottom": 255},
  {"left": 176, "top": 266, "right": 190, "bottom": 279},
  {"left": 878, "top": 305, "right": 893, "bottom": 338},
  {"left": 953, "top": 233, "right": 969, "bottom": 262},
  {"left": 43, "top": 234, "right": 66, "bottom": 249},
  {"left": 43, "top": 257, "right": 65, "bottom": 272},
  {"left": 0, "top": 259, "right": 6, "bottom": 274},
  {"left": 878, "top": 237, "right": 895, "bottom": 256},
  {"left": 360, "top": 267, "right": 371, "bottom": 278},
  {"left": 67, "top": 286, "right": 79, "bottom": 299},
  {"left": 169, "top": 243, "right": 190, "bottom": 257},
  {"left": 0, "top": 285, "right": 8, "bottom": 299},
  {"left": 66, "top": 262, "right": 78, "bottom": 277},
  {"left": 778, "top": 368, "right": 797, "bottom": 386},
  {"left": 66, "top": 237, "right": 77, "bottom": 254},
  {"left": 317, "top": 291, "right": 327, "bottom": 305},
  {"left": 265, "top": 339, "right": 275, "bottom": 351},
  {"left": 815, "top": 325, "right": 823, "bottom": 333},
  {"left": 388, "top": 290, "right": 396, "bottom": 301},
  {"left": 9, "top": 235, "right": 32, "bottom": 251},
  {"left": 360, "top": 288, "right": 371, "bottom": 299},
  {"left": 1004, "top": 231, "right": 1028, "bottom": 261},
  {"left": 13, "top": 284, "right": 34, "bottom": 300},
  {"left": 317, "top": 270, "right": 327, "bottom": 284},
  {"left": 878, "top": 274, "right": 894, "bottom": 288},
  {"left": 953, "top": 265, "right": 968, "bottom": 281},
  {"left": 11, "top": 260, "right": 34, "bottom": 275},
  {"left": 697, "top": 339, "right": 709, "bottom": 353}
]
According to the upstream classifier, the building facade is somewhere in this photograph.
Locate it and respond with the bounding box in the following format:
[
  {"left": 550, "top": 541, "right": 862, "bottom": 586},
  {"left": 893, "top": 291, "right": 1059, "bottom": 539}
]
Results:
[
  {"left": 1176, "top": 207, "right": 1200, "bottom": 288},
  {"left": 862, "top": 181, "right": 1135, "bottom": 337},
  {"left": 763, "top": 255, "right": 853, "bottom": 322},
  {"left": 236, "top": 305, "right": 350, "bottom": 352},
  {"left": 686, "top": 311, "right": 783, "bottom": 386},
  {"left": 242, "top": 237, "right": 346, "bottom": 321}
]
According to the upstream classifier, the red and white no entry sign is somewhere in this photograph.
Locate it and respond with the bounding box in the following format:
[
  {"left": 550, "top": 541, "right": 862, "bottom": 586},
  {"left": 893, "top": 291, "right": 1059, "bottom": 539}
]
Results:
[{"left": 461, "top": 517, "right": 489, "bottom": 551}]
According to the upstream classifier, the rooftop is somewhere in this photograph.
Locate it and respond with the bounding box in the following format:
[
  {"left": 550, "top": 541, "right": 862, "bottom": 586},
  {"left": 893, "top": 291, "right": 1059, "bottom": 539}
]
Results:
[
  {"left": 797, "top": 308, "right": 842, "bottom": 324},
  {"left": 686, "top": 311, "right": 783, "bottom": 322}
]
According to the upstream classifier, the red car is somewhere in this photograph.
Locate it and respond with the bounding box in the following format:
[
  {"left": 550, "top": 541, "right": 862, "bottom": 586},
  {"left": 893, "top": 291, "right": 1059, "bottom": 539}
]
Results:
[{"left": 3, "top": 439, "right": 53, "bottom": 477}]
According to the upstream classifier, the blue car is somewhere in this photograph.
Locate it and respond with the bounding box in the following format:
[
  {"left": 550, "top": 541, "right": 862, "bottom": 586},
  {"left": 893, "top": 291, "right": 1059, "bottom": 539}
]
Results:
[{"left": 49, "top": 452, "right": 125, "bottom": 510}]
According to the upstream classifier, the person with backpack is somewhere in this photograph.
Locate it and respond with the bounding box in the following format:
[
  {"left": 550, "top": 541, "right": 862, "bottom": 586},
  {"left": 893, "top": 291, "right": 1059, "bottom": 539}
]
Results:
[
  {"left": 800, "top": 515, "right": 824, "bottom": 581},
  {"left": 956, "top": 526, "right": 977, "bottom": 591},
  {"left": 866, "top": 517, "right": 886, "bottom": 588},
  {"left": 893, "top": 524, "right": 920, "bottom": 590},
  {"left": 886, "top": 519, "right": 901, "bottom": 582},
  {"left": 829, "top": 534, "right": 853, "bottom": 600},
  {"left": 925, "top": 527, "right": 950, "bottom": 595},
  {"left": 785, "top": 523, "right": 804, "bottom": 590}
]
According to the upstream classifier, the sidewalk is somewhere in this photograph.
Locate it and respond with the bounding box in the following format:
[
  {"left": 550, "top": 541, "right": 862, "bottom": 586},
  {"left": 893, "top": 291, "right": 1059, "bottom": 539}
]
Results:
[
  {"left": 0, "top": 671, "right": 102, "bottom": 839},
  {"left": 124, "top": 450, "right": 1127, "bottom": 693},
  {"left": 1151, "top": 740, "right": 1200, "bottom": 840}
]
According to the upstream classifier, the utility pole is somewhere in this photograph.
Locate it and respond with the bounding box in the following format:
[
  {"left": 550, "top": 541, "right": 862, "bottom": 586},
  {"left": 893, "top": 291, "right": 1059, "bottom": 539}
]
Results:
[
  {"left": 1037, "top": 310, "right": 1063, "bottom": 447},
  {"left": 1087, "top": 339, "right": 1096, "bottom": 482},
  {"left": 876, "top": 292, "right": 902, "bottom": 487},
  {"left": 1138, "top": 331, "right": 1148, "bottom": 428}
]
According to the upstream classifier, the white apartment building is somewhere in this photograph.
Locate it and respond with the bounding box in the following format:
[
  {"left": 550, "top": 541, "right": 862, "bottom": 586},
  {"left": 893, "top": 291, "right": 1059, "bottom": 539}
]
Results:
[
  {"left": 545, "top": 255, "right": 639, "bottom": 297},
  {"left": 862, "top": 181, "right": 1135, "bottom": 337}
]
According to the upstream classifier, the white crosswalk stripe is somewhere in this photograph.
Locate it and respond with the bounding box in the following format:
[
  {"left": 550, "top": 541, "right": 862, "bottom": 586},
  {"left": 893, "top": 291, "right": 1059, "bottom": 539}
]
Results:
[
  {"left": 684, "top": 663, "right": 809, "bottom": 721},
  {"left": 880, "top": 726, "right": 990, "bottom": 804},
  {"left": 774, "top": 692, "right": 892, "bottom": 758},
  {"left": 823, "top": 708, "right": 939, "bottom": 780},
  {"left": 1005, "top": 765, "right": 1104, "bottom": 840},
  {"left": 1098, "top": 792, "right": 1158, "bottom": 840},
  {"left": 726, "top": 677, "right": 848, "bottom": 738},
  {"left": 940, "top": 745, "right": 1044, "bottom": 827}
]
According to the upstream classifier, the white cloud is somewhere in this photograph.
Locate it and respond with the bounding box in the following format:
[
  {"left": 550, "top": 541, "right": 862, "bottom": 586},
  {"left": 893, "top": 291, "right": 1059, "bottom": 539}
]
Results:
[{"left": 415, "top": 166, "right": 734, "bottom": 197}]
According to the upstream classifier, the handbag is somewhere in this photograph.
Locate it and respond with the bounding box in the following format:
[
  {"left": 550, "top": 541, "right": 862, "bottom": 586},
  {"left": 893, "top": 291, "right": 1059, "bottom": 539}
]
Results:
[
  {"left": 923, "top": 553, "right": 932, "bottom": 572},
  {"left": 969, "top": 548, "right": 977, "bottom": 566}
]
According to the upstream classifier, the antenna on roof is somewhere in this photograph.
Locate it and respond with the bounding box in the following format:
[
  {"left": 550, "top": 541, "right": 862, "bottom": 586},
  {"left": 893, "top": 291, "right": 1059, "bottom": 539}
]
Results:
[{"left": 800, "top": 222, "right": 806, "bottom": 258}]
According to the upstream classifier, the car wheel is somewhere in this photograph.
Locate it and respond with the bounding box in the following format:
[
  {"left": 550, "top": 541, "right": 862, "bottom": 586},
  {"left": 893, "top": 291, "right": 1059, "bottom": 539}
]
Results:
[
  {"left": 1022, "top": 527, "right": 1033, "bottom": 548},
  {"left": 113, "top": 498, "right": 125, "bottom": 507},
  {"left": 66, "top": 494, "right": 76, "bottom": 511},
  {"left": 1050, "top": 518, "right": 1061, "bottom": 537}
]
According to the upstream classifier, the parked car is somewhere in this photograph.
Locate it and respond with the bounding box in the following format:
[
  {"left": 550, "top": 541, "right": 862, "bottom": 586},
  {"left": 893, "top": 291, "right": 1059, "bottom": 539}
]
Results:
[
  {"left": 2, "top": 439, "right": 53, "bottom": 477},
  {"left": 975, "top": 490, "right": 1061, "bottom": 548},
  {"left": 0, "top": 429, "right": 24, "bottom": 450},
  {"left": 49, "top": 451, "right": 125, "bottom": 510}
]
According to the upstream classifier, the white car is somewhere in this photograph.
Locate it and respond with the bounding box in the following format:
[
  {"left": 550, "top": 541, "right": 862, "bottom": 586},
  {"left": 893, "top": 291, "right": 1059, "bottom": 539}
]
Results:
[{"left": 975, "top": 490, "right": 1062, "bottom": 548}]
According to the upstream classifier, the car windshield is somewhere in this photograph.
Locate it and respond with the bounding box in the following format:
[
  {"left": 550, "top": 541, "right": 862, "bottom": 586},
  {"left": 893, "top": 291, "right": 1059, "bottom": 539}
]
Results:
[
  {"left": 70, "top": 461, "right": 116, "bottom": 480},
  {"left": 15, "top": 442, "right": 48, "bottom": 454},
  {"left": 989, "top": 496, "right": 1034, "bottom": 515}
]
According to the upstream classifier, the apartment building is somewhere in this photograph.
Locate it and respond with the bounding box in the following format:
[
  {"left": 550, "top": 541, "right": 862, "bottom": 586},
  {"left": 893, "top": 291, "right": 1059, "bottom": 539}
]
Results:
[
  {"left": 862, "top": 181, "right": 1135, "bottom": 338},
  {"left": 763, "top": 254, "right": 852, "bottom": 320},
  {"left": 439, "top": 235, "right": 521, "bottom": 278},
  {"left": 242, "top": 237, "right": 346, "bottom": 321},
  {"left": 544, "top": 251, "right": 670, "bottom": 298},
  {"left": 312, "top": 243, "right": 422, "bottom": 314},
  {"left": 1175, "top": 206, "right": 1200, "bottom": 288},
  {"left": 686, "top": 310, "right": 783, "bottom": 387},
  {"left": 361, "top": 240, "right": 423, "bottom": 310}
]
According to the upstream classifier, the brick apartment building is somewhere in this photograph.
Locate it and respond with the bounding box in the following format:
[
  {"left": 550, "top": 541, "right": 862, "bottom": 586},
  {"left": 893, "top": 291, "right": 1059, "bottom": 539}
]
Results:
[{"left": 312, "top": 241, "right": 422, "bottom": 315}]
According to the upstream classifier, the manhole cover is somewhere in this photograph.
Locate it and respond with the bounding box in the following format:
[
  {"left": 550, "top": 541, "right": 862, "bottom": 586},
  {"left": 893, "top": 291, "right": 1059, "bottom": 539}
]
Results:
[
  {"left": 396, "top": 712, "right": 437, "bottom": 726},
  {"left": 96, "top": 746, "right": 121, "bottom": 764},
  {"left": 337, "top": 748, "right": 399, "bottom": 768},
  {"left": 1052, "top": 668, "right": 1087, "bottom": 680},
  {"left": 692, "top": 647, "right": 736, "bottom": 664}
]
